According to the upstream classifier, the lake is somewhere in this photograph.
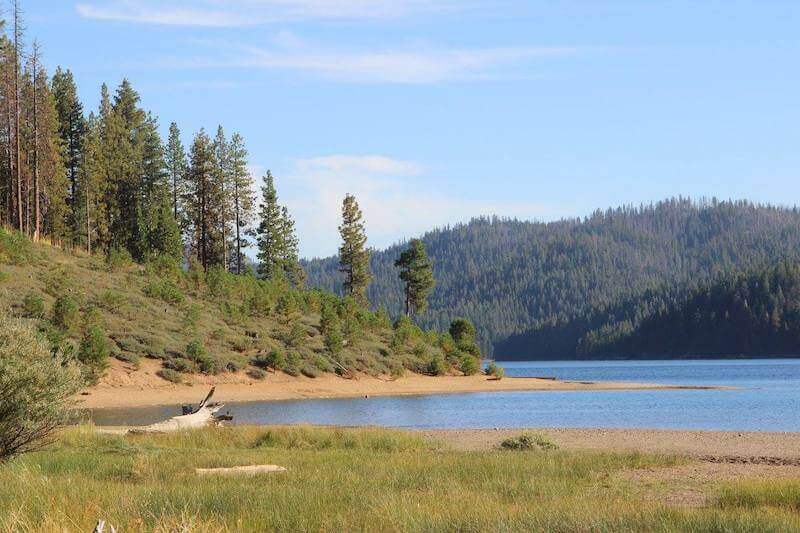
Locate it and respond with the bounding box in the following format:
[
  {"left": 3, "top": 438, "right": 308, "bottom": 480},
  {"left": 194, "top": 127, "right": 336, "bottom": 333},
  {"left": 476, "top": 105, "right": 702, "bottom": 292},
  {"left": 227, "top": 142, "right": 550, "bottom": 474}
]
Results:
[{"left": 90, "top": 359, "right": 800, "bottom": 431}]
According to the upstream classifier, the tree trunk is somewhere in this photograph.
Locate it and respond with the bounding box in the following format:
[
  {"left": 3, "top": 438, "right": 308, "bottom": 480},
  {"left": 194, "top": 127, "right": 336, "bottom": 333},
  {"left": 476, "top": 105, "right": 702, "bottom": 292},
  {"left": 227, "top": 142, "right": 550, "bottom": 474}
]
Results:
[
  {"left": 234, "top": 180, "right": 241, "bottom": 274},
  {"left": 13, "top": 1, "right": 22, "bottom": 233},
  {"left": 32, "top": 45, "right": 40, "bottom": 242}
]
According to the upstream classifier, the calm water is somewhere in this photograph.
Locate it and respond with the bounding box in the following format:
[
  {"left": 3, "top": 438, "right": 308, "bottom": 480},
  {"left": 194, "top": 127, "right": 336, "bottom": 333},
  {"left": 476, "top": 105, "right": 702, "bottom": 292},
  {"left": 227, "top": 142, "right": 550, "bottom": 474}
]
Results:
[{"left": 90, "top": 359, "right": 800, "bottom": 431}]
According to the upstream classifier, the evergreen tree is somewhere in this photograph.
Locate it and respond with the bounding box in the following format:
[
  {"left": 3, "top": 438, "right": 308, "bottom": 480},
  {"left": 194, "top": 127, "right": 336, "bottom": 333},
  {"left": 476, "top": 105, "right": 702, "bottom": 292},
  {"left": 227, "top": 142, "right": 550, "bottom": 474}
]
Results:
[
  {"left": 76, "top": 112, "right": 106, "bottom": 253},
  {"left": 185, "top": 129, "right": 225, "bottom": 269},
  {"left": 394, "top": 239, "right": 435, "bottom": 316},
  {"left": 51, "top": 67, "right": 85, "bottom": 242},
  {"left": 226, "top": 132, "right": 254, "bottom": 274},
  {"left": 280, "top": 205, "right": 305, "bottom": 286},
  {"left": 165, "top": 122, "right": 187, "bottom": 226},
  {"left": 213, "top": 126, "right": 231, "bottom": 271},
  {"left": 338, "top": 194, "right": 370, "bottom": 306},
  {"left": 255, "top": 170, "right": 284, "bottom": 279}
]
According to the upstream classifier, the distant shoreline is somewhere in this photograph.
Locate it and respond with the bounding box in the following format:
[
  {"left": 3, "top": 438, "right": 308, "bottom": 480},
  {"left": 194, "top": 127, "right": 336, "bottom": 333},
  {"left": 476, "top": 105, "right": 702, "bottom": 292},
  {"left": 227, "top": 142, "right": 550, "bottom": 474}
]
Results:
[{"left": 80, "top": 359, "right": 728, "bottom": 410}]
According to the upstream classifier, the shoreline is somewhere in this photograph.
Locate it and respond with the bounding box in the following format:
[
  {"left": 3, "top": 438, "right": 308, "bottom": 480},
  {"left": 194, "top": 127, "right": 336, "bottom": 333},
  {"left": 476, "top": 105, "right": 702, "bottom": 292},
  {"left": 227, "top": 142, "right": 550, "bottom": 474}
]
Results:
[{"left": 80, "top": 359, "right": 728, "bottom": 410}]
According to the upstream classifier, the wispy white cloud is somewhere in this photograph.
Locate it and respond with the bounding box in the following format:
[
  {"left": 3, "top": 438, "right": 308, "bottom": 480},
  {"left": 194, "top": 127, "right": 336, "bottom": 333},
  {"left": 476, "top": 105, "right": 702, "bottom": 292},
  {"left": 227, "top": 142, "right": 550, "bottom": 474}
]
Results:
[
  {"left": 272, "top": 154, "right": 554, "bottom": 258},
  {"left": 76, "top": 0, "right": 463, "bottom": 26},
  {"left": 162, "top": 34, "right": 586, "bottom": 84}
]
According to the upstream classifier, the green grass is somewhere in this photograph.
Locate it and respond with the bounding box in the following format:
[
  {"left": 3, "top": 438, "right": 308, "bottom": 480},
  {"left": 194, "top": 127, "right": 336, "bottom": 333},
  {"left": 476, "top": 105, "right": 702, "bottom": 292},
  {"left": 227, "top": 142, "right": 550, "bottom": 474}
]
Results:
[{"left": 1, "top": 426, "right": 799, "bottom": 532}]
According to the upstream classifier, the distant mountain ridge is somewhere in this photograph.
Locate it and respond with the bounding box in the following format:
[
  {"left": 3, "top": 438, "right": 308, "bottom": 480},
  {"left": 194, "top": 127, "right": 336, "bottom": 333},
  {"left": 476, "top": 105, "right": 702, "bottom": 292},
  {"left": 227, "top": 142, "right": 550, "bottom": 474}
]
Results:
[{"left": 303, "top": 198, "right": 800, "bottom": 358}]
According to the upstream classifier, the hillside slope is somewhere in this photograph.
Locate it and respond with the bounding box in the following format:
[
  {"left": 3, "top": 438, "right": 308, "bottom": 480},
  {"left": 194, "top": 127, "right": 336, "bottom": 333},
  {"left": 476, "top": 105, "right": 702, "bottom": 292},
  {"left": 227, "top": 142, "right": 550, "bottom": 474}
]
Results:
[
  {"left": 304, "top": 198, "right": 800, "bottom": 357},
  {"left": 0, "top": 229, "right": 482, "bottom": 388}
]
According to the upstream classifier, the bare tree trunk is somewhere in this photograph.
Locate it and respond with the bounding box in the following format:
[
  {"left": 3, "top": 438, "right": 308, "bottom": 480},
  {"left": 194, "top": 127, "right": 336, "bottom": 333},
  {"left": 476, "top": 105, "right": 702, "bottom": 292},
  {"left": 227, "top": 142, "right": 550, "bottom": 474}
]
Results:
[
  {"left": 31, "top": 42, "right": 39, "bottom": 242},
  {"left": 234, "top": 180, "right": 241, "bottom": 274},
  {"left": 13, "top": 0, "right": 23, "bottom": 233}
]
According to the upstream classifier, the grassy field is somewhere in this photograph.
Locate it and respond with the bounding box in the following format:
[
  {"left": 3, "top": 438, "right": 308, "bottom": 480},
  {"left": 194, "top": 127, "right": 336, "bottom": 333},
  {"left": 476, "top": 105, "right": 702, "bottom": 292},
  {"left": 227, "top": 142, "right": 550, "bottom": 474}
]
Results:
[{"left": 1, "top": 426, "right": 799, "bottom": 532}]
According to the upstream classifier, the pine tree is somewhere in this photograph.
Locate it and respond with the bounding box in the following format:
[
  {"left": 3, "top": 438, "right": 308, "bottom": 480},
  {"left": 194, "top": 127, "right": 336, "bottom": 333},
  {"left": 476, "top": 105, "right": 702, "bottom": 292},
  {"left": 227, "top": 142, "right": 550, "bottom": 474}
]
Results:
[
  {"left": 76, "top": 112, "right": 106, "bottom": 253},
  {"left": 51, "top": 67, "right": 85, "bottom": 242},
  {"left": 213, "top": 126, "right": 231, "bottom": 271},
  {"left": 255, "top": 170, "right": 285, "bottom": 279},
  {"left": 394, "top": 239, "right": 435, "bottom": 316},
  {"left": 338, "top": 194, "right": 371, "bottom": 305},
  {"left": 280, "top": 205, "right": 305, "bottom": 286},
  {"left": 165, "top": 122, "right": 186, "bottom": 225},
  {"left": 185, "top": 129, "right": 223, "bottom": 269},
  {"left": 227, "top": 132, "right": 254, "bottom": 274}
]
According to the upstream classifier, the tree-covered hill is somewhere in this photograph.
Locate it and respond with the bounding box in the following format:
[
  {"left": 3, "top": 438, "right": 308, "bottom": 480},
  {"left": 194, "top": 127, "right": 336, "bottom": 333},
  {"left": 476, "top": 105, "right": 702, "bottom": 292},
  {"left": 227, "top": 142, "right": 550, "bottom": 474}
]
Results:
[
  {"left": 304, "top": 198, "right": 800, "bottom": 357},
  {"left": 497, "top": 261, "right": 800, "bottom": 360}
]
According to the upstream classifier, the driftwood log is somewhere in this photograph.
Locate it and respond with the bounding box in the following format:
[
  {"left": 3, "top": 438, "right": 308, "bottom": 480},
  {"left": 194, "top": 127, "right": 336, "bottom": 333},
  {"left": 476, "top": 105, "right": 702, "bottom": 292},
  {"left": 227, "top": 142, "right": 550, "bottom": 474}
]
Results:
[{"left": 128, "top": 387, "right": 232, "bottom": 434}]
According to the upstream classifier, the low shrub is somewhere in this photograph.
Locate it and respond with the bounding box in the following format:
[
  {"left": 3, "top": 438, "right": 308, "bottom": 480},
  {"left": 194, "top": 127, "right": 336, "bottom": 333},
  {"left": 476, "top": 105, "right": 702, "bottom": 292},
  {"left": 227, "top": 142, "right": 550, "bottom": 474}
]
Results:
[
  {"left": 247, "top": 368, "right": 267, "bottom": 380},
  {"left": 78, "top": 325, "right": 110, "bottom": 383},
  {"left": 157, "top": 368, "right": 182, "bottom": 384},
  {"left": 22, "top": 292, "right": 45, "bottom": 318},
  {"left": 52, "top": 295, "right": 80, "bottom": 332},
  {"left": 426, "top": 355, "right": 446, "bottom": 376},
  {"left": 105, "top": 247, "right": 133, "bottom": 271},
  {"left": 313, "top": 355, "right": 333, "bottom": 373},
  {"left": 460, "top": 354, "right": 480, "bottom": 376},
  {"left": 114, "top": 352, "right": 140, "bottom": 368},
  {"left": 252, "top": 349, "right": 286, "bottom": 371},
  {"left": 163, "top": 357, "right": 197, "bottom": 373},
  {"left": 0, "top": 228, "right": 33, "bottom": 265},
  {"left": 485, "top": 361, "right": 505, "bottom": 379},
  {"left": 301, "top": 364, "right": 321, "bottom": 379},
  {"left": 501, "top": 433, "right": 558, "bottom": 451},
  {"left": 144, "top": 279, "right": 184, "bottom": 305}
]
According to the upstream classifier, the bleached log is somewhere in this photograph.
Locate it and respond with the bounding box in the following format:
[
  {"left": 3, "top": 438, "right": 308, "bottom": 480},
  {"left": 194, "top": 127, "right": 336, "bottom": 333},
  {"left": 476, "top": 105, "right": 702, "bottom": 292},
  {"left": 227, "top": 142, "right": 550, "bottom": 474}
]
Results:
[
  {"left": 128, "top": 387, "right": 230, "bottom": 434},
  {"left": 196, "top": 465, "right": 287, "bottom": 476}
]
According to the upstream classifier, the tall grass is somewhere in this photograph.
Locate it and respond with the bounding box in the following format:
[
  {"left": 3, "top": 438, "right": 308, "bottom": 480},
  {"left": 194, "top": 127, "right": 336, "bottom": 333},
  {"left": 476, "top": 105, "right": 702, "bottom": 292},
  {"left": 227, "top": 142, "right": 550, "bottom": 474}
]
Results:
[{"left": 0, "top": 426, "right": 798, "bottom": 532}]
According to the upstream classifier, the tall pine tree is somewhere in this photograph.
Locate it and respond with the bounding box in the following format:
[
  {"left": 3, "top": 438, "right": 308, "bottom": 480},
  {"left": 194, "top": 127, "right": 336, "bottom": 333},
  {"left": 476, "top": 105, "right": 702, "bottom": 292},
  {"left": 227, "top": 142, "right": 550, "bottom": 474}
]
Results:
[
  {"left": 394, "top": 239, "right": 435, "bottom": 316},
  {"left": 227, "top": 132, "right": 254, "bottom": 274},
  {"left": 338, "top": 194, "right": 370, "bottom": 305},
  {"left": 164, "top": 122, "right": 186, "bottom": 225},
  {"left": 255, "top": 170, "right": 284, "bottom": 278}
]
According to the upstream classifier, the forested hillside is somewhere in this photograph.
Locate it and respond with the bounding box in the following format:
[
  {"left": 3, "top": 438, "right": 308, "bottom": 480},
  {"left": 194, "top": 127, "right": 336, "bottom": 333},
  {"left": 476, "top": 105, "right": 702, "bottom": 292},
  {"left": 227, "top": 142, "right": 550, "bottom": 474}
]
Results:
[
  {"left": 497, "top": 261, "right": 800, "bottom": 359},
  {"left": 304, "top": 199, "right": 800, "bottom": 357}
]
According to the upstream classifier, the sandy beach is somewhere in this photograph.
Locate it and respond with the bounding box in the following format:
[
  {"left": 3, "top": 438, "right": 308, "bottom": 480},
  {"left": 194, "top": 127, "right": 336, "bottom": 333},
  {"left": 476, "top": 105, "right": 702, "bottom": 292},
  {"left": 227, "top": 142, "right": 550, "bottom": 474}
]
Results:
[{"left": 79, "top": 358, "right": 724, "bottom": 409}]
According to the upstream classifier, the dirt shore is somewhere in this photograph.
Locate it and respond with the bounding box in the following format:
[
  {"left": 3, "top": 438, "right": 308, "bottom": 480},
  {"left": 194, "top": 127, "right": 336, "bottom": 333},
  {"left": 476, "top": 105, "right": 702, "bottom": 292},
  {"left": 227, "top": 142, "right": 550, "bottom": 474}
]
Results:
[{"left": 79, "top": 358, "right": 724, "bottom": 409}]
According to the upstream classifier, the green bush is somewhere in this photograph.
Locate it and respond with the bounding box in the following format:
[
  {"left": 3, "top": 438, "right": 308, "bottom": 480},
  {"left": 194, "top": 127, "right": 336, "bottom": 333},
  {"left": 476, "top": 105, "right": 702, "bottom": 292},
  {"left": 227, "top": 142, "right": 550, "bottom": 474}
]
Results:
[
  {"left": 105, "top": 247, "right": 133, "bottom": 271},
  {"left": 247, "top": 368, "right": 267, "bottom": 380},
  {"left": 52, "top": 295, "right": 80, "bottom": 332},
  {"left": 284, "top": 352, "right": 301, "bottom": 376},
  {"left": 164, "top": 357, "right": 197, "bottom": 373},
  {"left": 313, "top": 355, "right": 334, "bottom": 372},
  {"left": 460, "top": 354, "right": 480, "bottom": 376},
  {"left": 252, "top": 349, "right": 286, "bottom": 371},
  {"left": 157, "top": 368, "right": 182, "bottom": 384},
  {"left": 427, "top": 355, "right": 446, "bottom": 376},
  {"left": 501, "top": 433, "right": 558, "bottom": 451},
  {"left": 186, "top": 340, "right": 216, "bottom": 374},
  {"left": 22, "top": 292, "right": 45, "bottom": 318},
  {"left": 324, "top": 324, "right": 344, "bottom": 356},
  {"left": 450, "top": 318, "right": 480, "bottom": 356},
  {"left": 485, "top": 361, "right": 505, "bottom": 379},
  {"left": 286, "top": 323, "right": 305, "bottom": 347},
  {"left": 95, "top": 290, "right": 126, "bottom": 311},
  {"left": 0, "top": 316, "right": 82, "bottom": 462},
  {"left": 144, "top": 279, "right": 184, "bottom": 305},
  {"left": 78, "top": 326, "right": 110, "bottom": 383},
  {"left": 0, "top": 228, "right": 33, "bottom": 265}
]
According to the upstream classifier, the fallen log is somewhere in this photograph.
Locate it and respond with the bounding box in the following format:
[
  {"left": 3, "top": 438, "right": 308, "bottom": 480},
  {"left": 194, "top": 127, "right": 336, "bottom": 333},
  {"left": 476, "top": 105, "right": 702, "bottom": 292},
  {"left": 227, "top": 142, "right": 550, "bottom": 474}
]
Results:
[
  {"left": 128, "top": 387, "right": 232, "bottom": 434},
  {"left": 196, "top": 465, "right": 287, "bottom": 476}
]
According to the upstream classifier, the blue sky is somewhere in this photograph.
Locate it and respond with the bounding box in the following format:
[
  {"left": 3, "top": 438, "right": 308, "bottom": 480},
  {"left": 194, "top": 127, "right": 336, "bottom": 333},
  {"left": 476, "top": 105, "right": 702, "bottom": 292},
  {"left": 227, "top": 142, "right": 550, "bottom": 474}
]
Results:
[{"left": 24, "top": 1, "right": 800, "bottom": 258}]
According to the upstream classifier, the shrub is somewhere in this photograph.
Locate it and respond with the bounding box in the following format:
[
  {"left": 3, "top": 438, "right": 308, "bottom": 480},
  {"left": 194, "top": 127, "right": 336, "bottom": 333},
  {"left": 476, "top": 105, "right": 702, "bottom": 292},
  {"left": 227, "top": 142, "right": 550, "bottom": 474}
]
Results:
[
  {"left": 78, "top": 326, "right": 110, "bottom": 384},
  {"left": 181, "top": 304, "right": 202, "bottom": 331},
  {"left": 226, "top": 359, "right": 244, "bottom": 372},
  {"left": 286, "top": 323, "right": 305, "bottom": 347},
  {"left": 22, "top": 292, "right": 45, "bottom": 318},
  {"left": 0, "top": 317, "right": 82, "bottom": 462},
  {"left": 95, "top": 290, "right": 126, "bottom": 311},
  {"left": 0, "top": 228, "right": 32, "bottom": 265},
  {"left": 105, "top": 247, "right": 133, "bottom": 271},
  {"left": 460, "top": 354, "right": 480, "bottom": 376},
  {"left": 313, "top": 355, "right": 334, "bottom": 373},
  {"left": 450, "top": 317, "right": 480, "bottom": 356},
  {"left": 144, "top": 279, "right": 184, "bottom": 305},
  {"left": 501, "top": 433, "right": 558, "bottom": 451},
  {"left": 485, "top": 361, "right": 505, "bottom": 379},
  {"left": 427, "top": 355, "right": 446, "bottom": 376},
  {"left": 252, "top": 349, "right": 286, "bottom": 371},
  {"left": 114, "top": 352, "right": 140, "bottom": 368},
  {"left": 186, "top": 340, "right": 217, "bottom": 374},
  {"left": 301, "top": 364, "right": 321, "bottom": 378},
  {"left": 147, "top": 254, "right": 182, "bottom": 281},
  {"left": 52, "top": 295, "right": 80, "bottom": 332},
  {"left": 284, "top": 352, "right": 301, "bottom": 376},
  {"left": 157, "top": 368, "right": 182, "bottom": 384},
  {"left": 247, "top": 368, "right": 267, "bottom": 380},
  {"left": 324, "top": 324, "right": 344, "bottom": 356},
  {"left": 163, "top": 357, "right": 197, "bottom": 373}
]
